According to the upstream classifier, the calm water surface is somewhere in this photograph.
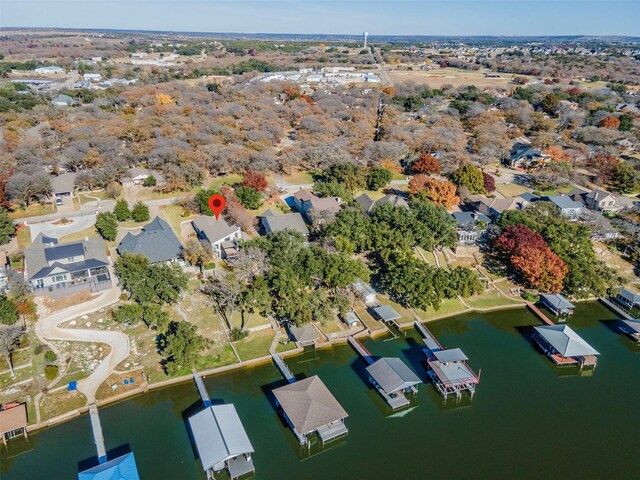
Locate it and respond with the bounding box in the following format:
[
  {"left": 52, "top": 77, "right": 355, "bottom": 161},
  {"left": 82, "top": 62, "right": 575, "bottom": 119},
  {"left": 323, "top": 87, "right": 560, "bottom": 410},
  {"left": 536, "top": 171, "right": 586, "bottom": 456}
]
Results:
[{"left": 2, "top": 302, "right": 639, "bottom": 479}]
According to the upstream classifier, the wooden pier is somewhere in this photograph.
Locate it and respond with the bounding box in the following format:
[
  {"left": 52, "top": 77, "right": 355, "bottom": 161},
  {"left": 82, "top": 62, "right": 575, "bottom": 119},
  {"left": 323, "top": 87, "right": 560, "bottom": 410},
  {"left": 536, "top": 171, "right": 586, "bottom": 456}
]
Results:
[
  {"left": 526, "top": 302, "right": 555, "bottom": 325},
  {"left": 599, "top": 297, "right": 636, "bottom": 321},
  {"left": 88, "top": 403, "right": 107, "bottom": 464},
  {"left": 413, "top": 321, "right": 443, "bottom": 355},
  {"left": 271, "top": 353, "right": 296, "bottom": 383},
  {"left": 347, "top": 336, "right": 374, "bottom": 365},
  {"left": 192, "top": 370, "right": 212, "bottom": 408}
]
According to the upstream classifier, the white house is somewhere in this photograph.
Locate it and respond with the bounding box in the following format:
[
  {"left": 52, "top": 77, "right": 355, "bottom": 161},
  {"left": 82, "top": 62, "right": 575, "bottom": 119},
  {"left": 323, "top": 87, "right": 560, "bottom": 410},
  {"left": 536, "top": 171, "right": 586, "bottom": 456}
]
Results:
[
  {"left": 192, "top": 216, "right": 242, "bottom": 259},
  {"left": 51, "top": 94, "right": 75, "bottom": 107},
  {"left": 585, "top": 189, "right": 618, "bottom": 212},
  {"left": 120, "top": 168, "right": 166, "bottom": 187},
  {"left": 34, "top": 66, "right": 64, "bottom": 75},
  {"left": 83, "top": 73, "right": 102, "bottom": 82}
]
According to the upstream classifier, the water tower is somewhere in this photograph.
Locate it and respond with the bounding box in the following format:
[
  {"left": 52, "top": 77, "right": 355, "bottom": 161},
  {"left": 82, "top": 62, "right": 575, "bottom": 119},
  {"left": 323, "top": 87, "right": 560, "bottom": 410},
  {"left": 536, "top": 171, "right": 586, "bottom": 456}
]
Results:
[{"left": 363, "top": 32, "right": 369, "bottom": 49}]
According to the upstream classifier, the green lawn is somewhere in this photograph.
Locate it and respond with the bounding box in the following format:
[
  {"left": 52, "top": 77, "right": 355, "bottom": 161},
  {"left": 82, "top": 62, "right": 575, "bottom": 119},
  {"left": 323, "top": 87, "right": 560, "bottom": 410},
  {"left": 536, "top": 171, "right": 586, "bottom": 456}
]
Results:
[
  {"left": 60, "top": 225, "right": 99, "bottom": 243},
  {"left": 160, "top": 204, "right": 191, "bottom": 238},
  {"left": 317, "top": 319, "right": 343, "bottom": 335},
  {"left": 17, "top": 226, "right": 31, "bottom": 250},
  {"left": 230, "top": 311, "right": 271, "bottom": 331},
  {"left": 377, "top": 296, "right": 416, "bottom": 326},
  {"left": 415, "top": 297, "right": 469, "bottom": 321},
  {"left": 208, "top": 174, "right": 243, "bottom": 191},
  {"left": 495, "top": 183, "right": 530, "bottom": 198},
  {"left": 276, "top": 340, "right": 297, "bottom": 353},
  {"left": 465, "top": 290, "right": 524, "bottom": 309},
  {"left": 78, "top": 191, "right": 109, "bottom": 205},
  {"left": 234, "top": 329, "right": 275, "bottom": 361},
  {"left": 9, "top": 203, "right": 55, "bottom": 220},
  {"left": 535, "top": 185, "right": 574, "bottom": 196}
]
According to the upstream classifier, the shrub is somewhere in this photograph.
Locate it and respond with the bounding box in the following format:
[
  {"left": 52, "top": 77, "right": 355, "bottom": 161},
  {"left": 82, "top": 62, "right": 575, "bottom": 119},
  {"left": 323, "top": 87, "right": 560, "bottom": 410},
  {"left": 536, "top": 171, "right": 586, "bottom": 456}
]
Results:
[
  {"left": 143, "top": 175, "right": 157, "bottom": 187},
  {"left": 235, "top": 186, "right": 262, "bottom": 210},
  {"left": 131, "top": 201, "right": 150, "bottom": 222},
  {"left": 44, "top": 364, "right": 59, "bottom": 381},
  {"left": 230, "top": 328, "right": 248, "bottom": 342},
  {"left": 95, "top": 212, "right": 118, "bottom": 241},
  {"left": 44, "top": 350, "right": 57, "bottom": 363}
]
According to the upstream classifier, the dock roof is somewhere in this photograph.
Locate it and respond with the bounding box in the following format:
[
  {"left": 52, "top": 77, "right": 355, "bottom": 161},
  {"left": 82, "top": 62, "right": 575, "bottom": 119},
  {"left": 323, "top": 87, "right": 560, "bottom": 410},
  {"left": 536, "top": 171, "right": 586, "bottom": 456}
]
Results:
[
  {"left": 273, "top": 376, "right": 348, "bottom": 435},
  {"left": 427, "top": 355, "right": 479, "bottom": 386},
  {"left": 366, "top": 358, "right": 421, "bottom": 394},
  {"left": 0, "top": 404, "right": 27, "bottom": 435},
  {"left": 433, "top": 348, "right": 468, "bottom": 363},
  {"left": 540, "top": 293, "right": 575, "bottom": 310},
  {"left": 289, "top": 324, "right": 321, "bottom": 344},
  {"left": 78, "top": 452, "right": 140, "bottom": 480},
  {"left": 372, "top": 305, "right": 401, "bottom": 322},
  {"left": 188, "top": 404, "right": 254, "bottom": 472},
  {"left": 534, "top": 325, "right": 599, "bottom": 358},
  {"left": 621, "top": 319, "right": 640, "bottom": 335}
]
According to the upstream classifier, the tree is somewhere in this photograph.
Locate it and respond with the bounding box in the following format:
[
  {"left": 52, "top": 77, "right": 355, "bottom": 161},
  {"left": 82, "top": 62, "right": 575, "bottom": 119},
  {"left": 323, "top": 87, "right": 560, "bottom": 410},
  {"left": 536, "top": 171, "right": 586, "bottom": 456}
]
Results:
[
  {"left": 450, "top": 164, "right": 486, "bottom": 194},
  {"left": 195, "top": 188, "right": 219, "bottom": 216},
  {"left": 112, "top": 303, "right": 144, "bottom": 324},
  {"left": 114, "top": 199, "right": 131, "bottom": 221},
  {"left": 183, "top": 239, "right": 212, "bottom": 272},
  {"left": 142, "top": 303, "right": 169, "bottom": 332},
  {"left": 599, "top": 115, "right": 620, "bottom": 129},
  {"left": 241, "top": 170, "right": 267, "bottom": 192},
  {"left": 0, "top": 324, "right": 22, "bottom": 375},
  {"left": 0, "top": 294, "right": 17, "bottom": 325},
  {"left": 411, "top": 153, "right": 441, "bottom": 175},
  {"left": 0, "top": 208, "right": 16, "bottom": 245},
  {"left": 618, "top": 114, "right": 633, "bottom": 132},
  {"left": 322, "top": 162, "right": 366, "bottom": 194},
  {"left": 95, "top": 212, "right": 118, "bottom": 241},
  {"left": 540, "top": 93, "right": 560, "bottom": 115},
  {"left": 235, "top": 186, "right": 262, "bottom": 210},
  {"left": 143, "top": 175, "right": 157, "bottom": 187},
  {"left": 203, "top": 273, "right": 243, "bottom": 329},
  {"left": 496, "top": 225, "right": 568, "bottom": 293},
  {"left": 105, "top": 182, "right": 122, "bottom": 200},
  {"left": 159, "top": 321, "right": 205, "bottom": 374},
  {"left": 408, "top": 175, "right": 459, "bottom": 208},
  {"left": 610, "top": 162, "right": 639, "bottom": 194},
  {"left": 366, "top": 168, "right": 392, "bottom": 191},
  {"left": 131, "top": 201, "right": 150, "bottom": 222},
  {"left": 483, "top": 172, "right": 496, "bottom": 193}
]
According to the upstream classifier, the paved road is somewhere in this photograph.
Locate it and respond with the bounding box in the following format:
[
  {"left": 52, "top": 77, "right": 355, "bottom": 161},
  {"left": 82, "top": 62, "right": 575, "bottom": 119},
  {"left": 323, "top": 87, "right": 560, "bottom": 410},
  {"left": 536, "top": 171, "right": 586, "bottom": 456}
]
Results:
[
  {"left": 29, "top": 215, "right": 98, "bottom": 242},
  {"left": 35, "top": 285, "right": 129, "bottom": 403}
]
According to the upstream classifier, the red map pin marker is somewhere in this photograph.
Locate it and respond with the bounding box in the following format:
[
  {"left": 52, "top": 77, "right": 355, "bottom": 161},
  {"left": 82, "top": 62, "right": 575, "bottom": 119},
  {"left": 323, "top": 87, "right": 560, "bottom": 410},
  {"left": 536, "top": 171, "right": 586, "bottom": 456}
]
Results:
[{"left": 208, "top": 194, "right": 226, "bottom": 220}]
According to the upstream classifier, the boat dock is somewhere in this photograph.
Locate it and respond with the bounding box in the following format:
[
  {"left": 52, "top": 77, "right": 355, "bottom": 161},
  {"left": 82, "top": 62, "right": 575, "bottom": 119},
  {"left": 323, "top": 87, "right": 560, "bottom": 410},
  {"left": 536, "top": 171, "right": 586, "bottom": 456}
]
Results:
[
  {"left": 271, "top": 353, "right": 296, "bottom": 383},
  {"left": 598, "top": 297, "right": 640, "bottom": 342},
  {"left": 599, "top": 297, "right": 636, "bottom": 321},
  {"left": 414, "top": 321, "right": 480, "bottom": 399},
  {"left": 347, "top": 336, "right": 374, "bottom": 365},
  {"left": 192, "top": 370, "right": 211, "bottom": 408},
  {"left": 88, "top": 403, "right": 107, "bottom": 464},
  {"left": 526, "top": 302, "right": 554, "bottom": 326}
]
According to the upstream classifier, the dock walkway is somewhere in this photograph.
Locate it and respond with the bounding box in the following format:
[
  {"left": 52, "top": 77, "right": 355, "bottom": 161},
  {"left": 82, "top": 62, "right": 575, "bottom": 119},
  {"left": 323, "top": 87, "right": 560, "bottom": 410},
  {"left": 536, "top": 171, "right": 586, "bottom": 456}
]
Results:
[
  {"left": 526, "top": 302, "right": 554, "bottom": 326},
  {"left": 192, "top": 370, "right": 211, "bottom": 408},
  {"left": 599, "top": 297, "right": 636, "bottom": 321},
  {"left": 88, "top": 403, "right": 107, "bottom": 464},
  {"left": 413, "top": 321, "right": 443, "bottom": 356},
  {"left": 347, "top": 336, "right": 374, "bottom": 365},
  {"left": 271, "top": 353, "right": 296, "bottom": 383}
]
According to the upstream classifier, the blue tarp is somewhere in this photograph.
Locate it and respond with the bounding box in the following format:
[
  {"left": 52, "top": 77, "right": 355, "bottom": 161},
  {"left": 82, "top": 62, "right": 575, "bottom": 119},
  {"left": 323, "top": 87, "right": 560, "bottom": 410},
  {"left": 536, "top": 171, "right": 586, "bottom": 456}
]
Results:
[
  {"left": 68, "top": 381, "right": 77, "bottom": 392},
  {"left": 78, "top": 452, "right": 140, "bottom": 480}
]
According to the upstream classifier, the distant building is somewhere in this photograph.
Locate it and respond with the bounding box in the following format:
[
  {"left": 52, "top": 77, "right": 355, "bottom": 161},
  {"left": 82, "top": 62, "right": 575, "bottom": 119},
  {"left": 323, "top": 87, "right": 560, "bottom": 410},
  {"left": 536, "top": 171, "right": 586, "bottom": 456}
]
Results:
[
  {"left": 192, "top": 216, "right": 242, "bottom": 259},
  {"left": 34, "top": 66, "right": 64, "bottom": 75},
  {"left": 258, "top": 210, "right": 309, "bottom": 237},
  {"left": 466, "top": 194, "right": 529, "bottom": 220},
  {"left": 51, "top": 94, "right": 76, "bottom": 106},
  {"left": 24, "top": 234, "right": 112, "bottom": 297},
  {"left": 83, "top": 73, "right": 102, "bottom": 82},
  {"left": 504, "top": 143, "right": 550, "bottom": 169},
  {"left": 355, "top": 193, "right": 408, "bottom": 214},
  {"left": 120, "top": 168, "right": 166, "bottom": 187},
  {"left": 117, "top": 217, "right": 183, "bottom": 263},
  {"left": 615, "top": 288, "right": 640, "bottom": 310},
  {"left": 291, "top": 189, "right": 341, "bottom": 223}
]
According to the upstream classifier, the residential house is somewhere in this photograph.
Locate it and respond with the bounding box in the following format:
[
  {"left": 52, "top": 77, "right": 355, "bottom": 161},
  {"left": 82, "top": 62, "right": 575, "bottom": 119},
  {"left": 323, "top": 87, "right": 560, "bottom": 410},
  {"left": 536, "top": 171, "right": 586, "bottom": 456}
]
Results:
[
  {"left": 541, "top": 195, "right": 584, "bottom": 218},
  {"left": 615, "top": 288, "right": 640, "bottom": 310},
  {"left": 291, "top": 189, "right": 341, "bottom": 223},
  {"left": 83, "top": 73, "right": 102, "bottom": 82},
  {"left": 51, "top": 94, "right": 76, "bottom": 106},
  {"left": 258, "top": 210, "right": 309, "bottom": 237},
  {"left": 24, "top": 234, "right": 112, "bottom": 297},
  {"left": 451, "top": 211, "right": 490, "bottom": 245},
  {"left": 120, "top": 168, "right": 166, "bottom": 187},
  {"left": 51, "top": 172, "right": 78, "bottom": 199},
  {"left": 353, "top": 279, "right": 377, "bottom": 305},
  {"left": 192, "top": 216, "right": 242, "bottom": 259},
  {"left": 34, "top": 66, "right": 64, "bottom": 75},
  {"left": 355, "top": 193, "right": 409, "bottom": 214},
  {"left": 585, "top": 189, "right": 617, "bottom": 212},
  {"left": 518, "top": 192, "right": 540, "bottom": 203},
  {"left": 117, "top": 217, "right": 183, "bottom": 263},
  {"left": 504, "top": 143, "right": 550, "bottom": 169},
  {"left": 466, "top": 194, "right": 529, "bottom": 220}
]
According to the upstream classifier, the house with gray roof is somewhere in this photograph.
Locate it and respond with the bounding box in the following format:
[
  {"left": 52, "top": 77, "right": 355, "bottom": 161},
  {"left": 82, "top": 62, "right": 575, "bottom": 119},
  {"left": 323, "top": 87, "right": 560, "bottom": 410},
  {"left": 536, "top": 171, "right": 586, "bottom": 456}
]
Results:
[
  {"left": 452, "top": 211, "right": 490, "bottom": 245},
  {"left": 117, "top": 217, "right": 182, "bottom": 263},
  {"left": 541, "top": 195, "right": 584, "bottom": 218},
  {"left": 24, "top": 234, "right": 111, "bottom": 297},
  {"left": 258, "top": 210, "right": 308, "bottom": 237},
  {"left": 272, "top": 375, "right": 348, "bottom": 446},
  {"left": 366, "top": 357, "right": 421, "bottom": 410},
  {"left": 355, "top": 193, "right": 408, "bottom": 213},
  {"left": 51, "top": 172, "right": 78, "bottom": 198},
  {"left": 291, "top": 189, "right": 341, "bottom": 223},
  {"left": 615, "top": 287, "right": 640, "bottom": 310},
  {"left": 466, "top": 194, "right": 529, "bottom": 220},
  {"left": 585, "top": 189, "right": 617, "bottom": 212},
  {"left": 188, "top": 404, "right": 255, "bottom": 480},
  {"left": 288, "top": 323, "right": 321, "bottom": 347},
  {"left": 51, "top": 94, "right": 76, "bottom": 107},
  {"left": 192, "top": 216, "right": 242, "bottom": 259},
  {"left": 504, "top": 143, "right": 550, "bottom": 169}
]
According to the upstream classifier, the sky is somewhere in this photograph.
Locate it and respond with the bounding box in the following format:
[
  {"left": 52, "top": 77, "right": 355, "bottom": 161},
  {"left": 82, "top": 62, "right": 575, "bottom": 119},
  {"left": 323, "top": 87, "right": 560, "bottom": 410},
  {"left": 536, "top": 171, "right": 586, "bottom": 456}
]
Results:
[{"left": 1, "top": 1, "right": 639, "bottom": 37}]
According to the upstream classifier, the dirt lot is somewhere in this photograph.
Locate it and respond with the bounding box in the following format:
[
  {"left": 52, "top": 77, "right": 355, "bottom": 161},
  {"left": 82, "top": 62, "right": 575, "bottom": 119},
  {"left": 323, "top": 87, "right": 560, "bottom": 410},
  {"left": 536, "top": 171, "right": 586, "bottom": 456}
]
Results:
[{"left": 389, "top": 67, "right": 530, "bottom": 89}]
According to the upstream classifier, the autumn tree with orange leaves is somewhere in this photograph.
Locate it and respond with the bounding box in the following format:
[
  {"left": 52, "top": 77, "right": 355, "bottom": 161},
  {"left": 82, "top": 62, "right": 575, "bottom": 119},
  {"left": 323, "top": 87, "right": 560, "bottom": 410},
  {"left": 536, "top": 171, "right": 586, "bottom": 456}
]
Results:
[
  {"left": 496, "top": 225, "right": 567, "bottom": 293},
  {"left": 599, "top": 115, "right": 620, "bottom": 129},
  {"left": 241, "top": 170, "right": 268, "bottom": 192},
  {"left": 408, "top": 174, "right": 459, "bottom": 208},
  {"left": 411, "top": 153, "right": 441, "bottom": 175}
]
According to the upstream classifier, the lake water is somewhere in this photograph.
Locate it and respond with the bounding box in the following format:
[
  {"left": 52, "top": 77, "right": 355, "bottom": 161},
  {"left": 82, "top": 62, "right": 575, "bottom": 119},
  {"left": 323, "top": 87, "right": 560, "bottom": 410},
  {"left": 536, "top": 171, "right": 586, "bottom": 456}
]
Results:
[{"left": 2, "top": 302, "right": 639, "bottom": 479}]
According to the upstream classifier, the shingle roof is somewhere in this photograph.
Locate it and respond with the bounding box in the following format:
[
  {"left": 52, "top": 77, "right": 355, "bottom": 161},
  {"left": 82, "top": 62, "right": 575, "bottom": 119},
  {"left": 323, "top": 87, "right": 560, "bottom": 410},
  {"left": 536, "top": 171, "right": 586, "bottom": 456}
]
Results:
[
  {"left": 51, "top": 172, "right": 77, "bottom": 194},
  {"left": 117, "top": 216, "right": 182, "bottom": 263},
  {"left": 586, "top": 189, "right": 613, "bottom": 201},
  {"left": 534, "top": 325, "right": 599, "bottom": 358},
  {"left": 289, "top": 324, "right": 321, "bottom": 344},
  {"left": 355, "top": 193, "right": 376, "bottom": 213},
  {"left": 272, "top": 376, "right": 348, "bottom": 435},
  {"left": 44, "top": 242, "right": 84, "bottom": 261},
  {"left": 366, "top": 357, "right": 421, "bottom": 394},
  {"left": 78, "top": 452, "right": 140, "bottom": 480},
  {"left": 260, "top": 212, "right": 309, "bottom": 236},
  {"left": 0, "top": 404, "right": 27, "bottom": 435},
  {"left": 451, "top": 211, "right": 491, "bottom": 227},
  {"left": 540, "top": 293, "right": 575, "bottom": 310},
  {"left": 543, "top": 195, "right": 584, "bottom": 210},
  {"left": 31, "top": 258, "right": 109, "bottom": 280},
  {"left": 188, "top": 404, "right": 254, "bottom": 472},
  {"left": 192, "top": 216, "right": 241, "bottom": 245}
]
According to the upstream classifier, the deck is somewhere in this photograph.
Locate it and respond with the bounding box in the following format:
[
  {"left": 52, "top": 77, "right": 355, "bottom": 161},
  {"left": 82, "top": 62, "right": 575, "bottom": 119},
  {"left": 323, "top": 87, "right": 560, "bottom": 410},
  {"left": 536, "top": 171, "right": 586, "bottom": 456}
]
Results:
[
  {"left": 347, "top": 336, "right": 374, "bottom": 365},
  {"left": 192, "top": 370, "right": 211, "bottom": 407},
  {"left": 317, "top": 421, "right": 349, "bottom": 444},
  {"left": 271, "top": 353, "right": 296, "bottom": 383},
  {"left": 88, "top": 403, "right": 107, "bottom": 464},
  {"left": 526, "top": 302, "right": 554, "bottom": 326},
  {"left": 599, "top": 297, "right": 636, "bottom": 321},
  {"left": 227, "top": 455, "right": 255, "bottom": 480},
  {"left": 413, "top": 321, "right": 444, "bottom": 356}
]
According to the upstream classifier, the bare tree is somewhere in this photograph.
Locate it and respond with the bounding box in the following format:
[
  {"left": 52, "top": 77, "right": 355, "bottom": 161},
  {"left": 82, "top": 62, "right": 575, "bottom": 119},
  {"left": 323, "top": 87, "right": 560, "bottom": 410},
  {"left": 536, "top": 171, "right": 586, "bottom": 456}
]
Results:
[
  {"left": 0, "top": 324, "right": 23, "bottom": 376},
  {"left": 233, "top": 247, "right": 270, "bottom": 283}
]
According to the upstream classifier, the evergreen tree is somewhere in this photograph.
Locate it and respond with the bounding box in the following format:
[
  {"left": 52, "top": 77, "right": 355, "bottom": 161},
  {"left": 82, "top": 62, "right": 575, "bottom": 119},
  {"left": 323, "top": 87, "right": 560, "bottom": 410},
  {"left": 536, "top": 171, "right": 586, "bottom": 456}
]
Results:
[
  {"left": 114, "top": 199, "right": 131, "bottom": 221},
  {"left": 131, "top": 201, "right": 150, "bottom": 222},
  {"left": 95, "top": 212, "right": 118, "bottom": 241}
]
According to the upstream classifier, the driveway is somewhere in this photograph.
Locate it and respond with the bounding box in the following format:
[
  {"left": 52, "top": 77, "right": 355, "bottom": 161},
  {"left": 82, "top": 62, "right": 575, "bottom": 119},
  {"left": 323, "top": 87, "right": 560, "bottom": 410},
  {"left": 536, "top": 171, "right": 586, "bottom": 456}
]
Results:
[
  {"left": 29, "top": 215, "right": 97, "bottom": 242},
  {"left": 35, "top": 285, "right": 129, "bottom": 403}
]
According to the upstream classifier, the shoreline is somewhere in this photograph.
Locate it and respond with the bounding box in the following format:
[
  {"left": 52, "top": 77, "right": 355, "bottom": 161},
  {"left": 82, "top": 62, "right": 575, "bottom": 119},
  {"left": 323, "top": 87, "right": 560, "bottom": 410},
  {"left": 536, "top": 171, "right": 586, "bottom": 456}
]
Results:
[{"left": 24, "top": 301, "right": 531, "bottom": 434}]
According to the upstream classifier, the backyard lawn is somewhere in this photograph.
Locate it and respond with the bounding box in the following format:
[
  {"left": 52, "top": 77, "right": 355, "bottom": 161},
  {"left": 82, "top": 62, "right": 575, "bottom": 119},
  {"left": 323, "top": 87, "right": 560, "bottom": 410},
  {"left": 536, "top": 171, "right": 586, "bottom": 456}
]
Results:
[
  {"left": 59, "top": 225, "right": 99, "bottom": 243},
  {"left": 9, "top": 203, "right": 55, "bottom": 220},
  {"left": 495, "top": 183, "right": 529, "bottom": 198},
  {"left": 234, "top": 329, "right": 275, "bottom": 361},
  {"left": 465, "top": 289, "right": 525, "bottom": 309},
  {"left": 415, "top": 297, "right": 470, "bottom": 321}
]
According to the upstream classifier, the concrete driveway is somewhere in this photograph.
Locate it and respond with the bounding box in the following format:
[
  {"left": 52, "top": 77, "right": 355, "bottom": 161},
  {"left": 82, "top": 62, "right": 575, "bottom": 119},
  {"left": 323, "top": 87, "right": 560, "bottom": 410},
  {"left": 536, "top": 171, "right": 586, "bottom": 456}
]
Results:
[{"left": 29, "top": 215, "right": 97, "bottom": 242}]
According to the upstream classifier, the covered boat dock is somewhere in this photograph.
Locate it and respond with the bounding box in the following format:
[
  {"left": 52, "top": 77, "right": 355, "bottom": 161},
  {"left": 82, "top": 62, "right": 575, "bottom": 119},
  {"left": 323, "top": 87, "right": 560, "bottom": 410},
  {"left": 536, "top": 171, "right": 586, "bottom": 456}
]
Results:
[
  {"left": 188, "top": 404, "right": 255, "bottom": 480},
  {"left": 426, "top": 348, "right": 480, "bottom": 399},
  {"left": 288, "top": 323, "right": 322, "bottom": 347},
  {"left": 372, "top": 305, "right": 402, "bottom": 328},
  {"left": 366, "top": 357, "right": 421, "bottom": 410},
  {"left": 620, "top": 319, "right": 640, "bottom": 342},
  {"left": 272, "top": 375, "right": 348, "bottom": 447},
  {"left": 0, "top": 403, "right": 27, "bottom": 445},
  {"left": 539, "top": 293, "right": 575, "bottom": 317},
  {"left": 533, "top": 325, "right": 599, "bottom": 368},
  {"left": 78, "top": 453, "right": 140, "bottom": 480}
]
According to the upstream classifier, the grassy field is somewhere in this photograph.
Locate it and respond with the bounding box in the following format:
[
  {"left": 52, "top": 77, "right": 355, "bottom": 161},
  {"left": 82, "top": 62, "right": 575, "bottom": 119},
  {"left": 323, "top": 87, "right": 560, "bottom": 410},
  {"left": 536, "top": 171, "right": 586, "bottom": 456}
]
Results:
[
  {"left": 317, "top": 318, "right": 343, "bottom": 335},
  {"left": 495, "top": 183, "right": 530, "bottom": 198},
  {"left": 277, "top": 171, "right": 314, "bottom": 185},
  {"left": 234, "top": 329, "right": 275, "bottom": 361},
  {"left": 465, "top": 289, "right": 524, "bottom": 309},
  {"left": 230, "top": 311, "right": 270, "bottom": 331},
  {"left": 415, "top": 297, "right": 470, "bottom": 321},
  {"left": 208, "top": 174, "right": 243, "bottom": 191},
  {"left": 160, "top": 204, "right": 191, "bottom": 238},
  {"left": 39, "top": 390, "right": 87, "bottom": 421},
  {"left": 16, "top": 225, "right": 31, "bottom": 250},
  {"left": 388, "top": 67, "right": 533, "bottom": 89},
  {"left": 9, "top": 203, "right": 55, "bottom": 220},
  {"left": 78, "top": 191, "right": 109, "bottom": 205},
  {"left": 353, "top": 304, "right": 384, "bottom": 332},
  {"left": 59, "top": 225, "right": 99, "bottom": 243}
]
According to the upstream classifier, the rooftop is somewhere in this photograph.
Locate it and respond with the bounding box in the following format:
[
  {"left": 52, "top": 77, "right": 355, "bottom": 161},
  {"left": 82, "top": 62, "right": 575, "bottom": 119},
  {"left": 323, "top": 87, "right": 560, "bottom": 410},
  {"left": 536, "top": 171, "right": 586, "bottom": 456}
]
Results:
[
  {"left": 260, "top": 211, "right": 309, "bottom": 236},
  {"left": 117, "top": 217, "right": 182, "bottom": 263},
  {"left": 272, "top": 375, "right": 348, "bottom": 435},
  {"left": 542, "top": 195, "right": 584, "bottom": 210},
  {"left": 372, "top": 305, "right": 401, "bottom": 322},
  {"left": 289, "top": 323, "right": 321, "bottom": 344},
  {"left": 366, "top": 357, "right": 421, "bottom": 394},
  {"left": 0, "top": 404, "right": 27, "bottom": 435},
  {"left": 78, "top": 452, "right": 140, "bottom": 480},
  {"left": 192, "top": 216, "right": 240, "bottom": 245},
  {"left": 540, "top": 293, "right": 575, "bottom": 310},
  {"left": 534, "top": 325, "right": 600, "bottom": 358}
]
